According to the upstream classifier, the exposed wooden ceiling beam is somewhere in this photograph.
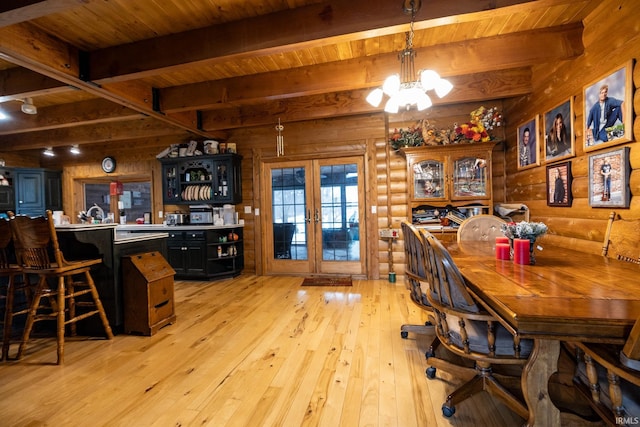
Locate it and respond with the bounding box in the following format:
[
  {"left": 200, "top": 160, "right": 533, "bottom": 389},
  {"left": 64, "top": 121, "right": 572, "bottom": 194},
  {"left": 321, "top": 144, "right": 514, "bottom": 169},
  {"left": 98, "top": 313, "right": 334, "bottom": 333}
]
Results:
[
  {"left": 1, "top": 117, "right": 189, "bottom": 150},
  {"left": 0, "top": 67, "right": 71, "bottom": 102},
  {"left": 0, "top": 98, "right": 143, "bottom": 135},
  {"left": 0, "top": 22, "right": 216, "bottom": 139},
  {"left": 0, "top": 0, "right": 85, "bottom": 27},
  {"left": 87, "top": 0, "right": 535, "bottom": 83},
  {"left": 160, "top": 24, "right": 581, "bottom": 113},
  {"left": 200, "top": 67, "right": 532, "bottom": 130}
]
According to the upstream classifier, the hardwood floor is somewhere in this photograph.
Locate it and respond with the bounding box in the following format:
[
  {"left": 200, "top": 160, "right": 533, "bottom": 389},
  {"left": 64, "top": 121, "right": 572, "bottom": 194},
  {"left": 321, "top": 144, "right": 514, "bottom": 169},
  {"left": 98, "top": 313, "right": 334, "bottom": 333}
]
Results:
[{"left": 0, "top": 275, "right": 528, "bottom": 426}]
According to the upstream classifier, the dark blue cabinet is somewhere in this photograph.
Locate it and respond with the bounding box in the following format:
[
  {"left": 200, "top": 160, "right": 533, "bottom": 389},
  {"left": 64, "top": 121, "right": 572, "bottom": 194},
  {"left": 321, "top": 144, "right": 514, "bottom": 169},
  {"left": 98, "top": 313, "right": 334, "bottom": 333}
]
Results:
[{"left": 14, "top": 168, "right": 62, "bottom": 216}]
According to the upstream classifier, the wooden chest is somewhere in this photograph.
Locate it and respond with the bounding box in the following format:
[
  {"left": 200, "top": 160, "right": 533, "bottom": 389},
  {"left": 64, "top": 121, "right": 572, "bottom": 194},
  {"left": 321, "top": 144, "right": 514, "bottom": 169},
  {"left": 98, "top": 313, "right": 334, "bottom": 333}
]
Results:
[{"left": 122, "top": 251, "right": 176, "bottom": 336}]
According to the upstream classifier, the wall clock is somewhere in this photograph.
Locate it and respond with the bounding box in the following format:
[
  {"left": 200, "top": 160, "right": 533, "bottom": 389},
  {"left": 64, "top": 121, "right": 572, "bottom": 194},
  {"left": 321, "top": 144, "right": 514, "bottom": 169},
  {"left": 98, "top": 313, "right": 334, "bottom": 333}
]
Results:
[{"left": 101, "top": 156, "right": 116, "bottom": 173}]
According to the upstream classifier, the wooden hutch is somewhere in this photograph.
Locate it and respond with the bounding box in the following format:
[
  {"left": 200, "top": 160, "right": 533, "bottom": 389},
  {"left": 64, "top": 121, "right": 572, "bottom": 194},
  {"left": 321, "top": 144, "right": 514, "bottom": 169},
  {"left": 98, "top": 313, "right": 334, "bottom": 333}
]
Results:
[{"left": 401, "top": 140, "right": 500, "bottom": 240}]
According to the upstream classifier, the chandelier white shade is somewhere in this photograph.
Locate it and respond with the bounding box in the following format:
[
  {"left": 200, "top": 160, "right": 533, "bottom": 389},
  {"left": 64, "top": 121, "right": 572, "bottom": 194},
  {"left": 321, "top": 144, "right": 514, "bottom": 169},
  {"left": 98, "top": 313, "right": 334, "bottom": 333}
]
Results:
[{"left": 366, "top": 1, "right": 452, "bottom": 114}]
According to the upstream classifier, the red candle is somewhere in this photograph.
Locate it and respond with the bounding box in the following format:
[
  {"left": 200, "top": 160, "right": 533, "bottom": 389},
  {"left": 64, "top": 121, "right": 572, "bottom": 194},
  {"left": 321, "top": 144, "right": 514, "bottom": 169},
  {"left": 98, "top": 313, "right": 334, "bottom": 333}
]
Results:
[
  {"left": 495, "top": 236, "right": 509, "bottom": 244},
  {"left": 495, "top": 243, "right": 510, "bottom": 260},
  {"left": 513, "top": 238, "right": 530, "bottom": 264}
]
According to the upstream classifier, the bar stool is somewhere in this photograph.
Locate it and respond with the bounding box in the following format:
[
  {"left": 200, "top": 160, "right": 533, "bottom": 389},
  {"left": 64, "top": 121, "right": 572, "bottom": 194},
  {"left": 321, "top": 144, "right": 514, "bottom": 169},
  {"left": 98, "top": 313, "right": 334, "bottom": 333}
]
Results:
[
  {"left": 1, "top": 214, "right": 31, "bottom": 361},
  {"left": 10, "top": 210, "right": 113, "bottom": 364}
]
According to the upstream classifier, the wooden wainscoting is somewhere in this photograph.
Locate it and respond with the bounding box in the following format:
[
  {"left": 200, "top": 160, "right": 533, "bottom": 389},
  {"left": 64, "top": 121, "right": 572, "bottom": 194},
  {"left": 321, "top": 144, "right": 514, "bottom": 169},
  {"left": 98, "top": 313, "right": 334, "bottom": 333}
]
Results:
[{"left": 0, "top": 275, "right": 597, "bottom": 426}]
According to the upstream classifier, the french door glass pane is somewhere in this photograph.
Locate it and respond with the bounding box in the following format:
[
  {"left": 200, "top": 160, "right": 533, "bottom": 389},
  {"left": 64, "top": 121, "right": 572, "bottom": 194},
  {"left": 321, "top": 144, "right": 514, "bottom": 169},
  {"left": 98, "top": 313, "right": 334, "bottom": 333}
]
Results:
[
  {"left": 271, "top": 167, "right": 307, "bottom": 260},
  {"left": 320, "top": 164, "right": 360, "bottom": 261}
]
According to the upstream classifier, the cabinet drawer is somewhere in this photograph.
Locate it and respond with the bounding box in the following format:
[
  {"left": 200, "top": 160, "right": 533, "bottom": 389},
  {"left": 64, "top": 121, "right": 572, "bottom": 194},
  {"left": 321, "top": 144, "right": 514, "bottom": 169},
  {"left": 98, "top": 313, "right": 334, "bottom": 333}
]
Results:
[
  {"left": 185, "top": 231, "right": 206, "bottom": 240},
  {"left": 148, "top": 278, "right": 174, "bottom": 325}
]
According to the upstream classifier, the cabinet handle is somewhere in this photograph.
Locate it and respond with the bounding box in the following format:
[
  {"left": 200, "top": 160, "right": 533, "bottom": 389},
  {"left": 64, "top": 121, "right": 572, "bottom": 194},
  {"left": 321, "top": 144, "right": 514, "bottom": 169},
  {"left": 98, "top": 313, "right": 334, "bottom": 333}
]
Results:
[
  {"left": 315, "top": 208, "right": 320, "bottom": 223},
  {"left": 306, "top": 209, "right": 311, "bottom": 223}
]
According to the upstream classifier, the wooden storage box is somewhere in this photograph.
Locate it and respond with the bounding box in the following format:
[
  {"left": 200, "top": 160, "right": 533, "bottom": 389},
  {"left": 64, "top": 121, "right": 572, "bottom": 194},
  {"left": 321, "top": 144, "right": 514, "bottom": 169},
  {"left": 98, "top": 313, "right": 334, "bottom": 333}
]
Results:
[{"left": 122, "top": 251, "right": 176, "bottom": 336}]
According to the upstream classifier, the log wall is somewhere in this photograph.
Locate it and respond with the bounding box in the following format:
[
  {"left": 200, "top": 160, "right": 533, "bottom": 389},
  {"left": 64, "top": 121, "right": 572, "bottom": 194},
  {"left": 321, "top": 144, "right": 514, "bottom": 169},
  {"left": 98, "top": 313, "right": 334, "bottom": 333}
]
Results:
[{"left": 502, "top": 0, "right": 639, "bottom": 254}]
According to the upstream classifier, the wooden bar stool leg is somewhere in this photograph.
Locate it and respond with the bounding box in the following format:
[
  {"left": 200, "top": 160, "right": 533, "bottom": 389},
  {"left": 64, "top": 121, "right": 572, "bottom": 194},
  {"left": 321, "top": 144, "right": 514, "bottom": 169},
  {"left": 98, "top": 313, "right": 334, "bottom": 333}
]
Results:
[
  {"left": 17, "top": 277, "right": 47, "bottom": 360},
  {"left": 66, "top": 275, "right": 77, "bottom": 337},
  {"left": 86, "top": 271, "right": 113, "bottom": 339},
  {"left": 1, "top": 274, "right": 15, "bottom": 360},
  {"left": 56, "top": 276, "right": 65, "bottom": 365}
]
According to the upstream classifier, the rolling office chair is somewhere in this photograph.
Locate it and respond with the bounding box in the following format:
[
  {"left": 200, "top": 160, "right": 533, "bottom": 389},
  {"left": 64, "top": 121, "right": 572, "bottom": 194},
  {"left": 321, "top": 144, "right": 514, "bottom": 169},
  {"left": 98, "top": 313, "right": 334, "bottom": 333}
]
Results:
[{"left": 421, "top": 229, "right": 531, "bottom": 419}]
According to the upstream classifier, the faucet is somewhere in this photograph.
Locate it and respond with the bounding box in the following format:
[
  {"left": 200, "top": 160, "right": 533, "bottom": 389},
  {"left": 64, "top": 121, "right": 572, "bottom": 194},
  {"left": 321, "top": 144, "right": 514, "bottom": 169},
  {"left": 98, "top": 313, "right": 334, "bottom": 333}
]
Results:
[{"left": 86, "top": 203, "right": 105, "bottom": 222}]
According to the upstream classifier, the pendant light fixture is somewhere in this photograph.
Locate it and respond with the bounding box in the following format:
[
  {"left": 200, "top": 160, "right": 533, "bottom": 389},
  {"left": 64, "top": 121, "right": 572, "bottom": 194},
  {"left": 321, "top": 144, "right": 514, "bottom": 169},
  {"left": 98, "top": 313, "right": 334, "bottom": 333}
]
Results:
[{"left": 366, "top": 0, "right": 452, "bottom": 113}]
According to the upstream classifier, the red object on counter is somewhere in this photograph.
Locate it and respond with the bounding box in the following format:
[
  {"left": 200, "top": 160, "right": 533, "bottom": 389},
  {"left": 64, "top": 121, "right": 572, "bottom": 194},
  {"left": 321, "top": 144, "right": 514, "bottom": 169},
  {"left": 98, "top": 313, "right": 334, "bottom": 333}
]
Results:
[
  {"left": 495, "top": 243, "right": 510, "bottom": 260},
  {"left": 513, "top": 238, "right": 530, "bottom": 264},
  {"left": 495, "top": 236, "right": 509, "bottom": 244}
]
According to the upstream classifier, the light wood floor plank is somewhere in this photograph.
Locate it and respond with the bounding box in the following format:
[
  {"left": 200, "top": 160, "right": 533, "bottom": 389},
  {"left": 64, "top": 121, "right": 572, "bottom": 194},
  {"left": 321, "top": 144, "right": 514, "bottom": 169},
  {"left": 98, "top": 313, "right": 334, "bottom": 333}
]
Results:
[{"left": 0, "top": 274, "right": 563, "bottom": 426}]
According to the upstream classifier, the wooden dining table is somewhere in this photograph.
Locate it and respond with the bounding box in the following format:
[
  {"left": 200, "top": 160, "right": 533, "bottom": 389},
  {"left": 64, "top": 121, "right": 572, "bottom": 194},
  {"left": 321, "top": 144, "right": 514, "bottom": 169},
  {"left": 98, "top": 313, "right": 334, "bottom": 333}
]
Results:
[{"left": 442, "top": 240, "right": 640, "bottom": 427}]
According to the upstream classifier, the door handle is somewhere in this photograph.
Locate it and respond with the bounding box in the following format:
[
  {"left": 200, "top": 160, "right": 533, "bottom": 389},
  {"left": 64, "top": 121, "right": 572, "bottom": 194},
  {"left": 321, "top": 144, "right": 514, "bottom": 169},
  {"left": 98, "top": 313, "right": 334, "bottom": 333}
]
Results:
[
  {"left": 315, "top": 208, "right": 320, "bottom": 223},
  {"left": 306, "top": 209, "right": 311, "bottom": 223}
]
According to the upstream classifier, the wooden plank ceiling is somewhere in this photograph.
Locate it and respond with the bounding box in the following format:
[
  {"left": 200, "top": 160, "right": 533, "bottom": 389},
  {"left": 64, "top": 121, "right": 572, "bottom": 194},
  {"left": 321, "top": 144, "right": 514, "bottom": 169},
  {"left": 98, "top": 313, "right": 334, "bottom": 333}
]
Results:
[{"left": 0, "top": 0, "right": 596, "bottom": 159}]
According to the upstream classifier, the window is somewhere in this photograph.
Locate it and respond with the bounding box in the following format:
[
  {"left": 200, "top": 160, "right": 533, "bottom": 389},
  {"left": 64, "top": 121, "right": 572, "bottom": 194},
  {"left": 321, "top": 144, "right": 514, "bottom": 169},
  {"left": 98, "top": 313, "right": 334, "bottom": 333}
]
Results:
[{"left": 84, "top": 181, "right": 151, "bottom": 223}]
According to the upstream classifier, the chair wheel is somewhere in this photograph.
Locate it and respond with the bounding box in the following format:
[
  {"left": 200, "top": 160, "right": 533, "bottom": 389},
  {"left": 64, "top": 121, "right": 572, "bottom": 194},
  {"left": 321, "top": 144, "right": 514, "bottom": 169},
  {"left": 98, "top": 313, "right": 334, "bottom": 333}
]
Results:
[
  {"left": 442, "top": 404, "right": 455, "bottom": 418},
  {"left": 401, "top": 331, "right": 408, "bottom": 339},
  {"left": 425, "top": 320, "right": 432, "bottom": 326},
  {"left": 426, "top": 366, "right": 436, "bottom": 379}
]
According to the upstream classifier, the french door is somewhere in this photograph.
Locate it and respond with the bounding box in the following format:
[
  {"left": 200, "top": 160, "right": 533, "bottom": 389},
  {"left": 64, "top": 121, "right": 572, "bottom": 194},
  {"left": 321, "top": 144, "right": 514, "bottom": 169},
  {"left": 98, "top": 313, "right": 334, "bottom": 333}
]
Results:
[{"left": 262, "top": 156, "right": 366, "bottom": 276}]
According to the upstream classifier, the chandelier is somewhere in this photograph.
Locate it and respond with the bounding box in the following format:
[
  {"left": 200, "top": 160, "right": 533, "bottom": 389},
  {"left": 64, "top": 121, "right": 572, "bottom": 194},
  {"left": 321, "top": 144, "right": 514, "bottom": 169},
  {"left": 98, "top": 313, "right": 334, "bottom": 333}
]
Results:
[{"left": 366, "top": 0, "right": 452, "bottom": 114}]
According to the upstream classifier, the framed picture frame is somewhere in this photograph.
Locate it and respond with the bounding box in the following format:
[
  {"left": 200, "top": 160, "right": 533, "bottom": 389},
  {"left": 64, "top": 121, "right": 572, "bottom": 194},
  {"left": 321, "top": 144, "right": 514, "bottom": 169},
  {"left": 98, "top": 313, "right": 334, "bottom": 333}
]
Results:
[
  {"left": 546, "top": 162, "right": 572, "bottom": 207},
  {"left": 584, "top": 59, "right": 634, "bottom": 152},
  {"left": 544, "top": 98, "right": 574, "bottom": 163},
  {"left": 517, "top": 116, "right": 539, "bottom": 170},
  {"left": 588, "top": 147, "right": 630, "bottom": 208}
]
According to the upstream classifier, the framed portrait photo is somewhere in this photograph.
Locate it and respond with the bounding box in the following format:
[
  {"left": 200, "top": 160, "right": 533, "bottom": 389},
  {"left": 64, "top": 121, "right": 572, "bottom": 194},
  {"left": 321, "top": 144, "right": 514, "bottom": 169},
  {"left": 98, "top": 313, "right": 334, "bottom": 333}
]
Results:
[
  {"left": 584, "top": 59, "right": 634, "bottom": 152},
  {"left": 517, "top": 116, "right": 539, "bottom": 170},
  {"left": 546, "top": 162, "right": 572, "bottom": 207},
  {"left": 588, "top": 147, "right": 630, "bottom": 208},
  {"left": 544, "top": 98, "right": 574, "bottom": 163}
]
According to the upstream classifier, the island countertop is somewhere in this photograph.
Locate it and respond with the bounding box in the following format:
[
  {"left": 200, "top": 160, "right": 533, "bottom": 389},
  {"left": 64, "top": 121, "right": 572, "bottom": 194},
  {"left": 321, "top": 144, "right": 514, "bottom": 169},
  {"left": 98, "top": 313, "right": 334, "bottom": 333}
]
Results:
[
  {"left": 55, "top": 223, "right": 169, "bottom": 244},
  {"left": 117, "top": 223, "right": 245, "bottom": 231}
]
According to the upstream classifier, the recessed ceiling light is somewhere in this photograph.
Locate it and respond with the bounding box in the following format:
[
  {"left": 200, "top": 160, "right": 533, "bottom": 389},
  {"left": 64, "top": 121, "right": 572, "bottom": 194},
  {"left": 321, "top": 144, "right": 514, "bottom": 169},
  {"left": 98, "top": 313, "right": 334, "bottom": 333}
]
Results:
[
  {"left": 70, "top": 145, "right": 81, "bottom": 155},
  {"left": 43, "top": 147, "right": 55, "bottom": 157}
]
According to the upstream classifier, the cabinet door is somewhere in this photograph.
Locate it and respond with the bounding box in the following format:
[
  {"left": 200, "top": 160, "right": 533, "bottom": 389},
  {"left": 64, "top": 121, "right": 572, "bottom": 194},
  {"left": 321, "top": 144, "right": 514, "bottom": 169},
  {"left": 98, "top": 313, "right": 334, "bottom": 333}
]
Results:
[
  {"left": 15, "top": 169, "right": 44, "bottom": 215},
  {"left": 212, "top": 154, "right": 242, "bottom": 204},
  {"left": 451, "top": 153, "right": 491, "bottom": 200},
  {"left": 184, "top": 243, "right": 206, "bottom": 275},
  {"left": 410, "top": 157, "right": 447, "bottom": 201},
  {"left": 44, "top": 170, "right": 62, "bottom": 211},
  {"left": 162, "top": 163, "right": 180, "bottom": 204}
]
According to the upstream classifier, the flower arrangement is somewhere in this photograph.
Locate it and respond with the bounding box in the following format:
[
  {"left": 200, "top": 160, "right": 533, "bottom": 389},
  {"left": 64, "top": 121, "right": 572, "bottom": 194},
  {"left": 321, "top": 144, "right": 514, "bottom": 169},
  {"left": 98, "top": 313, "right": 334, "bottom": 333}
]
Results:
[
  {"left": 389, "top": 125, "right": 424, "bottom": 150},
  {"left": 453, "top": 106, "right": 503, "bottom": 143},
  {"left": 388, "top": 106, "right": 503, "bottom": 150},
  {"left": 501, "top": 221, "right": 548, "bottom": 240}
]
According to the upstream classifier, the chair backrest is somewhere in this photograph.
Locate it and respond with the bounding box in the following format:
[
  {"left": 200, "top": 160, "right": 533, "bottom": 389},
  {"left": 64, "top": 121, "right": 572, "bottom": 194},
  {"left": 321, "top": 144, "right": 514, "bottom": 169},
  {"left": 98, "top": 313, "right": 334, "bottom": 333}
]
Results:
[
  {"left": 602, "top": 211, "right": 640, "bottom": 263},
  {"left": 401, "top": 220, "right": 430, "bottom": 307},
  {"left": 421, "top": 229, "right": 479, "bottom": 313},
  {"left": 0, "top": 218, "right": 12, "bottom": 269},
  {"left": 457, "top": 214, "right": 507, "bottom": 243},
  {"left": 621, "top": 314, "right": 640, "bottom": 371},
  {"left": 10, "top": 210, "right": 65, "bottom": 269}
]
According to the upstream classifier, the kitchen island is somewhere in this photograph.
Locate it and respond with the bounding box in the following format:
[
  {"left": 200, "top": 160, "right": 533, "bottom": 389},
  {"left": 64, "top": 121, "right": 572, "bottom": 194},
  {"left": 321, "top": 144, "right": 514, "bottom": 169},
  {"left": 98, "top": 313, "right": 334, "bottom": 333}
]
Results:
[{"left": 55, "top": 223, "right": 168, "bottom": 334}]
